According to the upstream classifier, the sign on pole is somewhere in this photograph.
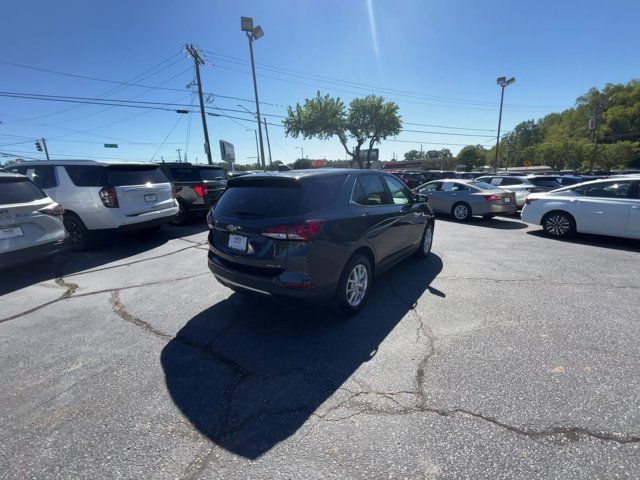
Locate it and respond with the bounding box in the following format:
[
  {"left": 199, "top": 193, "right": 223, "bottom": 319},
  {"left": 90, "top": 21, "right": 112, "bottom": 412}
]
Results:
[
  {"left": 219, "top": 140, "right": 235, "bottom": 163},
  {"left": 357, "top": 148, "right": 379, "bottom": 163}
]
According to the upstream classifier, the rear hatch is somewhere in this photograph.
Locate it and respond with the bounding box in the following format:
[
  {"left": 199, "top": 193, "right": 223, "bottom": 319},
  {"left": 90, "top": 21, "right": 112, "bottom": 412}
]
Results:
[
  {"left": 107, "top": 165, "right": 174, "bottom": 216},
  {"left": 0, "top": 177, "right": 60, "bottom": 252},
  {"left": 210, "top": 176, "right": 308, "bottom": 275},
  {"left": 210, "top": 173, "right": 346, "bottom": 276}
]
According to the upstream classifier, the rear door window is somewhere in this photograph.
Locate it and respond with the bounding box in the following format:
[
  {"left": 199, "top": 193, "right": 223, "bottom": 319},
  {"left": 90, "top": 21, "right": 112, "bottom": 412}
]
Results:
[
  {"left": 583, "top": 181, "right": 632, "bottom": 198},
  {"left": 529, "top": 178, "right": 562, "bottom": 189},
  {"left": 419, "top": 182, "right": 441, "bottom": 193},
  {"left": 106, "top": 166, "right": 169, "bottom": 186},
  {"left": 65, "top": 165, "right": 107, "bottom": 187},
  {"left": 356, "top": 175, "right": 389, "bottom": 206},
  {"left": 0, "top": 178, "right": 47, "bottom": 204}
]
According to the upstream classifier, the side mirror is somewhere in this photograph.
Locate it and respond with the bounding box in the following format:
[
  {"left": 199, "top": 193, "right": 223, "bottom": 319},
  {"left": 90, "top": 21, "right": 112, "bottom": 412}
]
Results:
[{"left": 416, "top": 193, "right": 428, "bottom": 203}]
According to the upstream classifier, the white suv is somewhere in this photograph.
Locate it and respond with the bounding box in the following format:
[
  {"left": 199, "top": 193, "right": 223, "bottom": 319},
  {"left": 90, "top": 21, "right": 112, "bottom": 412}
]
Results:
[{"left": 7, "top": 161, "right": 178, "bottom": 249}]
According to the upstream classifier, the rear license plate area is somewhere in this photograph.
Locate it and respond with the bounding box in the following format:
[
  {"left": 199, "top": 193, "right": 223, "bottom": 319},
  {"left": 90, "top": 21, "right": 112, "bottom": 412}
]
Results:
[
  {"left": 144, "top": 194, "right": 157, "bottom": 203},
  {"left": 0, "top": 226, "right": 24, "bottom": 240},
  {"left": 228, "top": 234, "right": 248, "bottom": 252}
]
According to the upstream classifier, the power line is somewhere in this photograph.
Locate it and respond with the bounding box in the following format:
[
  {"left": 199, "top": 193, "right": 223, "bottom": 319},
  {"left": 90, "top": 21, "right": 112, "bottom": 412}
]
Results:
[
  {"left": 203, "top": 50, "right": 570, "bottom": 110},
  {"left": 150, "top": 115, "right": 185, "bottom": 161}
]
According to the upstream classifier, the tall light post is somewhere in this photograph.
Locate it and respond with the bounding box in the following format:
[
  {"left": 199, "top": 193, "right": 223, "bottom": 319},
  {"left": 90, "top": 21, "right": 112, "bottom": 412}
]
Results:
[
  {"left": 295, "top": 146, "right": 304, "bottom": 161},
  {"left": 246, "top": 128, "right": 259, "bottom": 167},
  {"left": 494, "top": 76, "right": 515, "bottom": 173},
  {"left": 241, "top": 17, "right": 266, "bottom": 171},
  {"left": 238, "top": 104, "right": 273, "bottom": 168}
]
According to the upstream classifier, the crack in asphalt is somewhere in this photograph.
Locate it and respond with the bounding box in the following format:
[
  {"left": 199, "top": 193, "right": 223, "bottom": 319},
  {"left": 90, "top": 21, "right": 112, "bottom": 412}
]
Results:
[
  {"left": 0, "top": 273, "right": 209, "bottom": 324},
  {"left": 109, "top": 291, "right": 173, "bottom": 340}
]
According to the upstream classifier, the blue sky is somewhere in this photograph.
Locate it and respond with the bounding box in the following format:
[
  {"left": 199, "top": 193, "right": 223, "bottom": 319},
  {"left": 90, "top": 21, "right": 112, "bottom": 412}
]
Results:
[{"left": 1, "top": 0, "right": 638, "bottom": 165}]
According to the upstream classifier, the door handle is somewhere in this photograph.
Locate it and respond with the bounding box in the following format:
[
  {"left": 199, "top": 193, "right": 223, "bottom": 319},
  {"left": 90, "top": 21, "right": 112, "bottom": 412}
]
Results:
[{"left": 632, "top": 205, "right": 640, "bottom": 210}]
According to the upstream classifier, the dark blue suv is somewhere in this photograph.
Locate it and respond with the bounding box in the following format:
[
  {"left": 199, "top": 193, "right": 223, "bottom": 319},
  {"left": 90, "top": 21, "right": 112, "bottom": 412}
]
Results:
[{"left": 207, "top": 169, "right": 435, "bottom": 315}]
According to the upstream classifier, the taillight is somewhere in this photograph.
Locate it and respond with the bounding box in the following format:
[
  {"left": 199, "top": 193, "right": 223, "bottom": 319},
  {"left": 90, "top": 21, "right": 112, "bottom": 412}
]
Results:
[
  {"left": 193, "top": 184, "right": 208, "bottom": 197},
  {"left": 171, "top": 186, "right": 177, "bottom": 199},
  {"left": 99, "top": 187, "right": 119, "bottom": 208},
  {"left": 263, "top": 219, "right": 324, "bottom": 241},
  {"left": 484, "top": 194, "right": 503, "bottom": 201},
  {"left": 525, "top": 197, "right": 540, "bottom": 205},
  {"left": 206, "top": 210, "right": 214, "bottom": 229},
  {"left": 39, "top": 203, "right": 65, "bottom": 216},
  {"left": 528, "top": 187, "right": 542, "bottom": 193}
]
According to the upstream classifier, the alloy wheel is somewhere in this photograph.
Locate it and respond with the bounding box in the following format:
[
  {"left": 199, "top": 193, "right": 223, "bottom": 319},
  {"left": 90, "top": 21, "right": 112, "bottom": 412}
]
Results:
[
  {"left": 454, "top": 204, "right": 469, "bottom": 220},
  {"left": 423, "top": 226, "right": 433, "bottom": 254},
  {"left": 346, "top": 264, "right": 368, "bottom": 307},
  {"left": 545, "top": 214, "right": 571, "bottom": 237}
]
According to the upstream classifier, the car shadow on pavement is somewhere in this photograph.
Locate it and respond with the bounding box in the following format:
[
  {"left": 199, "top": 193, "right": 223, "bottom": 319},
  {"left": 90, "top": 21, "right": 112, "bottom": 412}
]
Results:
[
  {"left": 0, "top": 223, "right": 207, "bottom": 296},
  {"left": 435, "top": 214, "right": 528, "bottom": 230},
  {"left": 526, "top": 230, "right": 640, "bottom": 253},
  {"left": 161, "top": 253, "right": 443, "bottom": 459}
]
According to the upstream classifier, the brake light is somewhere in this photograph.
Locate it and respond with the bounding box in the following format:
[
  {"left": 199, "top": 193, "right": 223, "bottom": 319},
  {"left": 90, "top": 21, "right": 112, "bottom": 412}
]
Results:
[
  {"left": 39, "top": 203, "right": 65, "bottom": 216},
  {"left": 525, "top": 197, "right": 540, "bottom": 205},
  {"left": 171, "top": 186, "right": 177, "bottom": 199},
  {"left": 484, "top": 194, "right": 503, "bottom": 201},
  {"left": 263, "top": 219, "right": 324, "bottom": 241},
  {"left": 193, "top": 184, "right": 208, "bottom": 197},
  {"left": 99, "top": 187, "right": 119, "bottom": 208}
]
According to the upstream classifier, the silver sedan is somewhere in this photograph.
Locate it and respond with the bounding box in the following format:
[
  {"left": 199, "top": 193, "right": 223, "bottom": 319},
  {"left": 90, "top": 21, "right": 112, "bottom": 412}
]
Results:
[{"left": 415, "top": 179, "right": 517, "bottom": 221}]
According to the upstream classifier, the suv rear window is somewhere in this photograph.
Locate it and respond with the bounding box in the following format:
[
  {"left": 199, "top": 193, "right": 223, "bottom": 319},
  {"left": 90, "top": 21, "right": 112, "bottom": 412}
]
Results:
[
  {"left": 168, "top": 167, "right": 200, "bottom": 182},
  {"left": 0, "top": 178, "right": 47, "bottom": 204},
  {"left": 198, "top": 168, "right": 226, "bottom": 181},
  {"left": 106, "top": 166, "right": 169, "bottom": 186},
  {"left": 215, "top": 174, "right": 347, "bottom": 218}
]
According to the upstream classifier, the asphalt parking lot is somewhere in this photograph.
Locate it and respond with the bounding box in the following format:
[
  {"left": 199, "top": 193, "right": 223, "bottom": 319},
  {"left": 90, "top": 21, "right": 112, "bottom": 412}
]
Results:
[{"left": 1, "top": 215, "right": 639, "bottom": 479}]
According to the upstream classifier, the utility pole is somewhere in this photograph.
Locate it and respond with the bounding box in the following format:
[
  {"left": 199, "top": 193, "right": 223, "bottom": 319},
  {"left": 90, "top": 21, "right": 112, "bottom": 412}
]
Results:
[
  {"left": 41, "top": 138, "right": 50, "bottom": 161},
  {"left": 177, "top": 148, "right": 182, "bottom": 162},
  {"left": 186, "top": 44, "right": 213, "bottom": 165},
  {"left": 263, "top": 117, "right": 273, "bottom": 168}
]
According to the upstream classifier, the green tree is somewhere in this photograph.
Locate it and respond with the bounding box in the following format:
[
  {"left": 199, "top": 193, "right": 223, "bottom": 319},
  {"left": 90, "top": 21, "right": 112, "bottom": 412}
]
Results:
[
  {"left": 292, "top": 158, "right": 312, "bottom": 169},
  {"left": 457, "top": 145, "right": 487, "bottom": 170},
  {"left": 284, "top": 92, "right": 402, "bottom": 169},
  {"left": 404, "top": 149, "right": 421, "bottom": 160}
]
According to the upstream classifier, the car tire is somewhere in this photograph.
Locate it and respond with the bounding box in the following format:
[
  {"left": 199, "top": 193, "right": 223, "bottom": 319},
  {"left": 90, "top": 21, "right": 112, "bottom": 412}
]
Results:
[
  {"left": 451, "top": 202, "right": 472, "bottom": 222},
  {"left": 542, "top": 211, "right": 575, "bottom": 238},
  {"left": 482, "top": 214, "right": 494, "bottom": 220},
  {"left": 336, "top": 254, "right": 373, "bottom": 317},
  {"left": 63, "top": 213, "right": 91, "bottom": 251},
  {"left": 170, "top": 201, "right": 188, "bottom": 226},
  {"left": 415, "top": 223, "right": 434, "bottom": 258}
]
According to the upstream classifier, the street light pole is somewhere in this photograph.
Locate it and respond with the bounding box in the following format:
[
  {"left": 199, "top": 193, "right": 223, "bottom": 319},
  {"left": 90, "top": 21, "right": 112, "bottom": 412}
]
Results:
[
  {"left": 494, "top": 76, "right": 515, "bottom": 173},
  {"left": 242, "top": 17, "right": 266, "bottom": 171},
  {"left": 296, "top": 146, "right": 304, "bottom": 160}
]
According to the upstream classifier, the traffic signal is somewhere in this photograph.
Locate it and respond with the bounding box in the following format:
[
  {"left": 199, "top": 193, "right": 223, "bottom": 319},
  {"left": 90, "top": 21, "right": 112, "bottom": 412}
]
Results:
[{"left": 35, "top": 141, "right": 42, "bottom": 151}]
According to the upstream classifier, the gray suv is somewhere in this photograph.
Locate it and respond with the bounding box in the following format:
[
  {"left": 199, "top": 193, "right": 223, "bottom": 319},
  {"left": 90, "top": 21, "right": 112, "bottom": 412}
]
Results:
[
  {"left": 1, "top": 172, "right": 67, "bottom": 269},
  {"left": 207, "top": 169, "right": 435, "bottom": 315}
]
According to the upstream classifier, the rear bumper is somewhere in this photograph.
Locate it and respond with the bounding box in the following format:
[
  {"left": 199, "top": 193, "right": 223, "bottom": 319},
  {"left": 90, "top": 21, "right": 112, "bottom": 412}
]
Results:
[
  {"left": 207, "top": 250, "right": 336, "bottom": 303},
  {"left": 0, "top": 238, "right": 69, "bottom": 269}
]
